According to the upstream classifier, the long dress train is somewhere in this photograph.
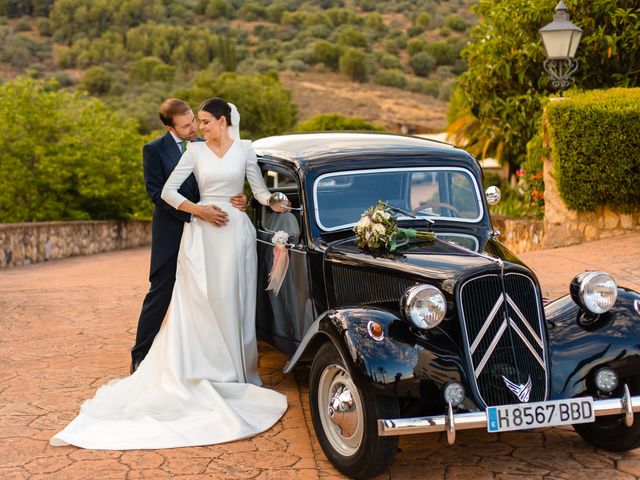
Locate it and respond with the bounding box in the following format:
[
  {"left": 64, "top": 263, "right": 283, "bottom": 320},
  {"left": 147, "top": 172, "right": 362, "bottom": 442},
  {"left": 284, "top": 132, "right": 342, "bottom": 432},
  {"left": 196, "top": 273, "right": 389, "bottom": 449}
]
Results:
[{"left": 50, "top": 140, "right": 287, "bottom": 449}]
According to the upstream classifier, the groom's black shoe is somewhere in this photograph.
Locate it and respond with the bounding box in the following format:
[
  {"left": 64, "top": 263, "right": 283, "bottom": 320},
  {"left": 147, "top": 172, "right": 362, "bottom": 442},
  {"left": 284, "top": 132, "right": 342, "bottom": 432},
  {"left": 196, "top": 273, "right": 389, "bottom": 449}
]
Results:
[{"left": 130, "top": 359, "right": 141, "bottom": 374}]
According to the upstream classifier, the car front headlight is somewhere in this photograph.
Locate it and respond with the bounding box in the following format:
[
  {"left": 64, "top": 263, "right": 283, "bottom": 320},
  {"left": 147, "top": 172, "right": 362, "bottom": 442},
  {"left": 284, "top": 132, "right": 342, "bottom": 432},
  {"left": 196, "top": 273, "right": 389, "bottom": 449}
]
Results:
[
  {"left": 402, "top": 284, "right": 447, "bottom": 329},
  {"left": 570, "top": 271, "right": 618, "bottom": 315}
]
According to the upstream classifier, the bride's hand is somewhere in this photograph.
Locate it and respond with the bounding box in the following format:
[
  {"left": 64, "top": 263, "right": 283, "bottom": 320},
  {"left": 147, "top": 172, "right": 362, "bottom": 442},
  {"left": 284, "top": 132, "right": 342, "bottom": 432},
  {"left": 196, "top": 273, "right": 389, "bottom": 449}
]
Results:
[
  {"left": 270, "top": 200, "right": 290, "bottom": 213},
  {"left": 230, "top": 192, "right": 248, "bottom": 212}
]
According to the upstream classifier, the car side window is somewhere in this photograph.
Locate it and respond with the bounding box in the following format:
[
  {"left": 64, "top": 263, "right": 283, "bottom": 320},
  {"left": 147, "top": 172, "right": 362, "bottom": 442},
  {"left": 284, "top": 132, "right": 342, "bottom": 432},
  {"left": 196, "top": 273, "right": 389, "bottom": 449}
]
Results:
[{"left": 259, "top": 167, "right": 302, "bottom": 244}]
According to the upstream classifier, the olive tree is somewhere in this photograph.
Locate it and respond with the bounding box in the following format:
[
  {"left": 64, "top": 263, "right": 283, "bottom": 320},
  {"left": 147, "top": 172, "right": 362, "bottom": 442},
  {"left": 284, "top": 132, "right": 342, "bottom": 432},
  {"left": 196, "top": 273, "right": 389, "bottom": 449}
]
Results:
[
  {"left": 449, "top": 0, "right": 640, "bottom": 172},
  {"left": 174, "top": 71, "right": 297, "bottom": 139}
]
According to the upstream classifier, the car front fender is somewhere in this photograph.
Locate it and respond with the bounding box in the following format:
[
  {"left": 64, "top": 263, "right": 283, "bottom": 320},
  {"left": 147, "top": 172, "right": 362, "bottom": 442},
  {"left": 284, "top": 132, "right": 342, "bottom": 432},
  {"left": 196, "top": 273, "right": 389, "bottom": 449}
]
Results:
[
  {"left": 545, "top": 287, "right": 640, "bottom": 399},
  {"left": 283, "top": 307, "right": 468, "bottom": 399}
]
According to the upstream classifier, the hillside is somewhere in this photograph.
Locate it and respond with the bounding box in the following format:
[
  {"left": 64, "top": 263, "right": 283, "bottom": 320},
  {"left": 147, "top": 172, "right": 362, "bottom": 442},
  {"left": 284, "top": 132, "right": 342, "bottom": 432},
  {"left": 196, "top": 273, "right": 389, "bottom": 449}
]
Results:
[
  {"left": 0, "top": 0, "right": 476, "bottom": 133},
  {"left": 280, "top": 71, "right": 447, "bottom": 132}
]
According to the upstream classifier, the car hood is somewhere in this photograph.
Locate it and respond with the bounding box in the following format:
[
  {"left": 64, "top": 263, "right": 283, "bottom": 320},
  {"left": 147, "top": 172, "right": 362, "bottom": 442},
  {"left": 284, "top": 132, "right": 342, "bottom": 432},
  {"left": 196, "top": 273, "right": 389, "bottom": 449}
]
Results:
[{"left": 325, "top": 234, "right": 528, "bottom": 287}]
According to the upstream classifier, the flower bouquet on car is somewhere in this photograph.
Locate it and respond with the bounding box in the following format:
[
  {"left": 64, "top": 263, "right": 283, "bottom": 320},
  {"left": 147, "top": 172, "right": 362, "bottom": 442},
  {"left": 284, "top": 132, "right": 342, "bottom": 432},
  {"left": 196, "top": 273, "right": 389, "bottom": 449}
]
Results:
[{"left": 354, "top": 200, "right": 435, "bottom": 252}]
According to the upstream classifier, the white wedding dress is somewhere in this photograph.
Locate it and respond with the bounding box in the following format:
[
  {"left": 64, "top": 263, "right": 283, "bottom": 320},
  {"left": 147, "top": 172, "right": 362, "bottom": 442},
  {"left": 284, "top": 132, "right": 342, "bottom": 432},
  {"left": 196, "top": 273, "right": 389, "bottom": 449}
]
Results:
[{"left": 50, "top": 140, "right": 288, "bottom": 450}]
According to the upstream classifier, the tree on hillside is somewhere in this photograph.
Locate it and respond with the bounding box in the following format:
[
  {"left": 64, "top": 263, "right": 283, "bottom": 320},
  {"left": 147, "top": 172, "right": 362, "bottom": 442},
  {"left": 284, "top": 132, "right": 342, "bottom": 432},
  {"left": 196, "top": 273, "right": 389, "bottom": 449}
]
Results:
[
  {"left": 0, "top": 0, "right": 53, "bottom": 17},
  {"left": 449, "top": 0, "right": 640, "bottom": 173},
  {"left": 174, "top": 71, "right": 297, "bottom": 139},
  {"left": 0, "top": 78, "right": 149, "bottom": 222},
  {"left": 339, "top": 48, "right": 368, "bottom": 82},
  {"left": 296, "top": 113, "right": 384, "bottom": 132},
  {"left": 50, "top": 0, "right": 167, "bottom": 44}
]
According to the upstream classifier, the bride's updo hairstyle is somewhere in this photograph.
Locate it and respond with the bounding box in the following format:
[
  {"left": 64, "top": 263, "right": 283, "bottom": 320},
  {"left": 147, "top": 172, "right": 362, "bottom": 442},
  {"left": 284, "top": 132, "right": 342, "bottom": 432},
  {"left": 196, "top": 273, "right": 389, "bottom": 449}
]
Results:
[{"left": 199, "top": 97, "right": 232, "bottom": 126}]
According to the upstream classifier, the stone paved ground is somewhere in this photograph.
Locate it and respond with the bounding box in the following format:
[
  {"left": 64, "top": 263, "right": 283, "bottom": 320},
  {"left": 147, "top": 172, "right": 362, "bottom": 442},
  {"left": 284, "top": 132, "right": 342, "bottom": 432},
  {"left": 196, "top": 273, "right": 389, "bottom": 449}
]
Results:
[{"left": 0, "top": 233, "right": 639, "bottom": 479}]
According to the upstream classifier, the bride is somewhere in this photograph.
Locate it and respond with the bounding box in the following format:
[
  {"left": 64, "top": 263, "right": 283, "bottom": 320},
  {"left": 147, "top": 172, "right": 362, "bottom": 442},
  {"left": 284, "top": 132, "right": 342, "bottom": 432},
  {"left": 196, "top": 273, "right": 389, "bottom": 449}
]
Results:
[{"left": 50, "top": 98, "right": 288, "bottom": 449}]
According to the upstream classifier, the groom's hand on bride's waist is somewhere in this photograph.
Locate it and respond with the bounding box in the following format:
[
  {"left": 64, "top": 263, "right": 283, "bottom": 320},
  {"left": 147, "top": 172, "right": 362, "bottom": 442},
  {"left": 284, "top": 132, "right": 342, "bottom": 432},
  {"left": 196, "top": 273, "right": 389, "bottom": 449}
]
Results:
[
  {"left": 198, "top": 205, "right": 229, "bottom": 227},
  {"left": 230, "top": 192, "right": 248, "bottom": 212}
]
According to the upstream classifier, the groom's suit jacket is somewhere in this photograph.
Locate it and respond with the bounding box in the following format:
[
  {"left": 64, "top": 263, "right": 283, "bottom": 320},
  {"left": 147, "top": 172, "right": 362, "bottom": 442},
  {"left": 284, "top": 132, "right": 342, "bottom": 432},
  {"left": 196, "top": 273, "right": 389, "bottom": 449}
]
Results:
[{"left": 143, "top": 132, "right": 201, "bottom": 278}]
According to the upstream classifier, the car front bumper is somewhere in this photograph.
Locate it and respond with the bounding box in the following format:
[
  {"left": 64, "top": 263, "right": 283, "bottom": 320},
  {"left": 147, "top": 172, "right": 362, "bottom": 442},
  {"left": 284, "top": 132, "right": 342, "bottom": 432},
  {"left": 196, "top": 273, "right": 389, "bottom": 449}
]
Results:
[{"left": 378, "top": 384, "right": 640, "bottom": 445}]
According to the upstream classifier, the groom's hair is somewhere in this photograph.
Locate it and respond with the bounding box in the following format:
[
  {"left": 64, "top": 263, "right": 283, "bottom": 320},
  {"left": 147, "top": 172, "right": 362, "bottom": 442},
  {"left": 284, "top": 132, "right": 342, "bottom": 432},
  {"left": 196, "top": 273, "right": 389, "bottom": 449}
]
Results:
[{"left": 159, "top": 99, "right": 191, "bottom": 127}]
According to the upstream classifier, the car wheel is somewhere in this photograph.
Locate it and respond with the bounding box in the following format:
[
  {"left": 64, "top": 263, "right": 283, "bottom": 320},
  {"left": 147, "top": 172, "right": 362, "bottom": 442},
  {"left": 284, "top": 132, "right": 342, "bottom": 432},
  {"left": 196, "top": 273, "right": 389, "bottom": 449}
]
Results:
[
  {"left": 309, "top": 342, "right": 399, "bottom": 479},
  {"left": 574, "top": 375, "right": 640, "bottom": 451}
]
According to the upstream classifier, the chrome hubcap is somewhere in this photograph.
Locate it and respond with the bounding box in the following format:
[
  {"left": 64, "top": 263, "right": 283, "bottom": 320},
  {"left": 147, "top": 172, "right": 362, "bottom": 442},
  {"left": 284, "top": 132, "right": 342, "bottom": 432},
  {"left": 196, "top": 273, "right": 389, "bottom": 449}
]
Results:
[{"left": 318, "top": 364, "right": 364, "bottom": 456}]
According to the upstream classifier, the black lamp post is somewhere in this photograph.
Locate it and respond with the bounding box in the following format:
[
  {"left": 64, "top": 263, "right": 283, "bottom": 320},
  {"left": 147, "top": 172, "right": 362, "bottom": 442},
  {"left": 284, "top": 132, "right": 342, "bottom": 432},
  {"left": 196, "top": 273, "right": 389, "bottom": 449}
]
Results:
[{"left": 539, "top": 1, "right": 582, "bottom": 96}]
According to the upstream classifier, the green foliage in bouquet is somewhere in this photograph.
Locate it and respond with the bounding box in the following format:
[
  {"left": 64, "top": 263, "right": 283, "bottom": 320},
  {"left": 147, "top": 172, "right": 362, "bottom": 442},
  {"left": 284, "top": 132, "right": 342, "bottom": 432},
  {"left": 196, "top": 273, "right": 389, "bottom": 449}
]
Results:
[{"left": 354, "top": 201, "right": 435, "bottom": 252}]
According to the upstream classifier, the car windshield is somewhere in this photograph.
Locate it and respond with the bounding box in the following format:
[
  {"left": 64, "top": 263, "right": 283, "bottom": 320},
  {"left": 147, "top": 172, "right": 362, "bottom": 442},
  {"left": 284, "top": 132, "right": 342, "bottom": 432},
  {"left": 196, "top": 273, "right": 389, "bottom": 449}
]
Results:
[{"left": 313, "top": 167, "right": 483, "bottom": 231}]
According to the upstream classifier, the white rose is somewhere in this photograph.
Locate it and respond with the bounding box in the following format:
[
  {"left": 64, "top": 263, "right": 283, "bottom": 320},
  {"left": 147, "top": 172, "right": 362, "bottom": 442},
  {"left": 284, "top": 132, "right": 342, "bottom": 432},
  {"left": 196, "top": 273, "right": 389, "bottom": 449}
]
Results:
[{"left": 358, "top": 216, "right": 371, "bottom": 229}]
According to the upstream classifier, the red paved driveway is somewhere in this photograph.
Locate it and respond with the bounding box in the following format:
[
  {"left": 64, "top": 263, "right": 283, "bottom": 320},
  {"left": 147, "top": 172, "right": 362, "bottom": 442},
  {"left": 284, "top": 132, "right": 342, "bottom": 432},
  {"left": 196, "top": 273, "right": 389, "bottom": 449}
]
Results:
[{"left": 1, "top": 233, "right": 639, "bottom": 479}]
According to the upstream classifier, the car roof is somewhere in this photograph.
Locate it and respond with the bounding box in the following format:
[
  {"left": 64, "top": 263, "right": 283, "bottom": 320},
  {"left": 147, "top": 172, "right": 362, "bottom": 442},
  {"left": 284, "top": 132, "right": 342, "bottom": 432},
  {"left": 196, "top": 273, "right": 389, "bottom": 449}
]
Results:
[{"left": 252, "top": 132, "right": 477, "bottom": 170}]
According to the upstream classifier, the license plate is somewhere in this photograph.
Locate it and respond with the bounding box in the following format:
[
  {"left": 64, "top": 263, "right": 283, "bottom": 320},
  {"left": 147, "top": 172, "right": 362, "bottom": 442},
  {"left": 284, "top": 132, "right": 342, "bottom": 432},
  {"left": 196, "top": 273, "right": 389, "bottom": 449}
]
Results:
[{"left": 486, "top": 397, "right": 595, "bottom": 433}]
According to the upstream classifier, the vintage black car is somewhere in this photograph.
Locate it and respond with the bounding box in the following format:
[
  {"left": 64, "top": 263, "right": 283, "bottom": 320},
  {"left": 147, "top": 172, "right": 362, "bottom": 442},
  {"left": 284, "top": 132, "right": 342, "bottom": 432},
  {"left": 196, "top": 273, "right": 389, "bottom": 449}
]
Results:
[{"left": 251, "top": 132, "right": 640, "bottom": 479}]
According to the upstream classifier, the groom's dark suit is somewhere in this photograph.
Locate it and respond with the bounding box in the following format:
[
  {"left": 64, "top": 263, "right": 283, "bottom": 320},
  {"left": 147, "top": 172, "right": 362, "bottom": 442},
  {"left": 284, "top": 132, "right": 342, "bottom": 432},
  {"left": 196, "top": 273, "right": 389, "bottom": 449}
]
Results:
[{"left": 131, "top": 132, "right": 200, "bottom": 365}]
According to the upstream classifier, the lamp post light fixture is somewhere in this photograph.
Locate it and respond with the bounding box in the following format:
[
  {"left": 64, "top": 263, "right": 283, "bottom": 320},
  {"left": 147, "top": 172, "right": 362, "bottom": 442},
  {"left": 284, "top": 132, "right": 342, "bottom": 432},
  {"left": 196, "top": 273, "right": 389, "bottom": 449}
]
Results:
[{"left": 539, "top": 0, "right": 582, "bottom": 96}]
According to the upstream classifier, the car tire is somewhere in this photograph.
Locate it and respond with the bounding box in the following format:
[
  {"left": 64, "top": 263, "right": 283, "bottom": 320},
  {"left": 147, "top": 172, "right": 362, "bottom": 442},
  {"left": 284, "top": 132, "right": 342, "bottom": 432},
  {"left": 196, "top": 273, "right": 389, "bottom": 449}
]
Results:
[
  {"left": 574, "top": 375, "right": 640, "bottom": 451},
  {"left": 309, "top": 341, "right": 399, "bottom": 479}
]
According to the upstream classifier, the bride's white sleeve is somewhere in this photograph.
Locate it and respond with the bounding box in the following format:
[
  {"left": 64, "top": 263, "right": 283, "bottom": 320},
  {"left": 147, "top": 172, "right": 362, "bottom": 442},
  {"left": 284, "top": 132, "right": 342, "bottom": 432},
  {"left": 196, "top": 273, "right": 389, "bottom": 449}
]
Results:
[
  {"left": 243, "top": 140, "right": 272, "bottom": 206},
  {"left": 161, "top": 148, "right": 197, "bottom": 209}
]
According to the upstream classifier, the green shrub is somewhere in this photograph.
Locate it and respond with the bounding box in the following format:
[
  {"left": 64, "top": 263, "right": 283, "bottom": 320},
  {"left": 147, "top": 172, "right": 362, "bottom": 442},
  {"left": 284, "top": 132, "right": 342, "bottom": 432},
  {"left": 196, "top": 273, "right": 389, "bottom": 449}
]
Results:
[
  {"left": 364, "top": 12, "right": 386, "bottom": 35},
  {"left": 407, "top": 78, "right": 439, "bottom": 97},
  {"left": 407, "top": 25, "right": 424, "bottom": 37},
  {"left": 335, "top": 25, "right": 368, "bottom": 50},
  {"left": 296, "top": 113, "right": 383, "bottom": 132},
  {"left": 414, "top": 11, "right": 431, "bottom": 29},
  {"left": 238, "top": 2, "right": 266, "bottom": 21},
  {"left": 204, "top": 0, "right": 232, "bottom": 19},
  {"left": 0, "top": 77, "right": 148, "bottom": 222},
  {"left": 266, "top": 2, "right": 285, "bottom": 23},
  {"left": 407, "top": 37, "right": 426, "bottom": 57},
  {"left": 129, "top": 56, "right": 174, "bottom": 84},
  {"left": 546, "top": 88, "right": 640, "bottom": 213},
  {"left": 283, "top": 58, "right": 307, "bottom": 72},
  {"left": 52, "top": 72, "right": 74, "bottom": 87},
  {"left": 81, "top": 65, "right": 113, "bottom": 95},
  {"left": 34, "top": 16, "right": 49, "bottom": 36},
  {"left": 438, "top": 78, "right": 454, "bottom": 101},
  {"left": 444, "top": 14, "right": 468, "bottom": 32},
  {"left": 373, "top": 69, "right": 406, "bottom": 89},
  {"left": 377, "top": 52, "right": 402, "bottom": 70},
  {"left": 409, "top": 51, "right": 435, "bottom": 77},
  {"left": 313, "top": 40, "right": 340, "bottom": 70},
  {"left": 339, "top": 47, "right": 367, "bottom": 82},
  {"left": 15, "top": 16, "right": 31, "bottom": 31},
  {"left": 424, "top": 39, "right": 462, "bottom": 66}
]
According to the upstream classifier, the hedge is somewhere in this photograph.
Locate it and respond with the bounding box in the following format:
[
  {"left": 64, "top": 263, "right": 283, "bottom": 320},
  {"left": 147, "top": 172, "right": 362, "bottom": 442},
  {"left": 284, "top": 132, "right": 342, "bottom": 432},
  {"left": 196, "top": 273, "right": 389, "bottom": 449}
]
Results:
[{"left": 545, "top": 88, "right": 640, "bottom": 213}]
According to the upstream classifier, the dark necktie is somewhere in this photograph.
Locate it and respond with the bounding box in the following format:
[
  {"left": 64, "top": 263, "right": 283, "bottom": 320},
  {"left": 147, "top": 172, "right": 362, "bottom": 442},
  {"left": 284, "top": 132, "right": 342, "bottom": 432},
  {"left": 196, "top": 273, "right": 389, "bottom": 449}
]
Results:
[{"left": 180, "top": 141, "right": 187, "bottom": 154}]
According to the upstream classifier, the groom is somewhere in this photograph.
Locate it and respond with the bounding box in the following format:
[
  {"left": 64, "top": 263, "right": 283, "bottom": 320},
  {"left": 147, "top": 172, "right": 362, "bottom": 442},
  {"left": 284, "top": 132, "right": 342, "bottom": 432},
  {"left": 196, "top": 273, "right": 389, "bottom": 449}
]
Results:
[{"left": 130, "top": 98, "right": 247, "bottom": 373}]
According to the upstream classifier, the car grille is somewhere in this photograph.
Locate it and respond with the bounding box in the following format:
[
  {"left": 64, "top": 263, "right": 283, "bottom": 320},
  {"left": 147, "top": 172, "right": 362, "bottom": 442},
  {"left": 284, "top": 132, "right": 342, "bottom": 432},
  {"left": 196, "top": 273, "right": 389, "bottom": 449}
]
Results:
[
  {"left": 332, "top": 265, "right": 414, "bottom": 306},
  {"left": 459, "top": 272, "right": 547, "bottom": 407}
]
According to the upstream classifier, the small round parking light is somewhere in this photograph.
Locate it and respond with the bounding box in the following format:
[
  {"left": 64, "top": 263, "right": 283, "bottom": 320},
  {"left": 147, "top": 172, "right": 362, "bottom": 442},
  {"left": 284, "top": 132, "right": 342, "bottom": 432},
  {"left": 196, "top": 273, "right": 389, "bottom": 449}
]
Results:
[
  {"left": 594, "top": 367, "right": 618, "bottom": 394},
  {"left": 570, "top": 271, "right": 618, "bottom": 315},
  {"left": 443, "top": 382, "right": 465, "bottom": 407},
  {"left": 402, "top": 284, "right": 447, "bottom": 330},
  {"left": 367, "top": 321, "right": 384, "bottom": 342}
]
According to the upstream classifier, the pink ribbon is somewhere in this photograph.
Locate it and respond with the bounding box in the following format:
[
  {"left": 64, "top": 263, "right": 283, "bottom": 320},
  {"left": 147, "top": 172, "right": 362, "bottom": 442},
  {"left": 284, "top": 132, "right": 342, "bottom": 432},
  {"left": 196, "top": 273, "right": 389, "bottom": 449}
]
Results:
[{"left": 266, "top": 244, "right": 289, "bottom": 295}]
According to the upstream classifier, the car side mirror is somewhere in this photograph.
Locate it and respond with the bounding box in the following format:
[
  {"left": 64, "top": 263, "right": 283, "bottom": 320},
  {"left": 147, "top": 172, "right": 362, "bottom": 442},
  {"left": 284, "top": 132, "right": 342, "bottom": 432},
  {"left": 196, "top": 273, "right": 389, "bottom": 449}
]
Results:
[
  {"left": 485, "top": 186, "right": 501, "bottom": 205},
  {"left": 269, "top": 192, "right": 302, "bottom": 211}
]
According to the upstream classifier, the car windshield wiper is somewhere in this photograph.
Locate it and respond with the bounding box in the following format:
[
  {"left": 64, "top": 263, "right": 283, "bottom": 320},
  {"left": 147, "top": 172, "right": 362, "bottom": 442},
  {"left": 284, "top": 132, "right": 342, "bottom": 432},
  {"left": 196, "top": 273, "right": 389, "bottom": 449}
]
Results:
[{"left": 381, "top": 202, "right": 435, "bottom": 225}]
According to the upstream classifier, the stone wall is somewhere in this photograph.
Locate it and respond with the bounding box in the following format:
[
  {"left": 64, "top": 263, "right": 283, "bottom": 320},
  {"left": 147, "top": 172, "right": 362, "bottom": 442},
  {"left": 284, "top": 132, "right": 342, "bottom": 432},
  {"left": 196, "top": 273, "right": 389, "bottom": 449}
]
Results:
[
  {"left": 0, "top": 221, "right": 151, "bottom": 268},
  {"left": 541, "top": 145, "right": 640, "bottom": 250},
  {"left": 492, "top": 215, "right": 544, "bottom": 254}
]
